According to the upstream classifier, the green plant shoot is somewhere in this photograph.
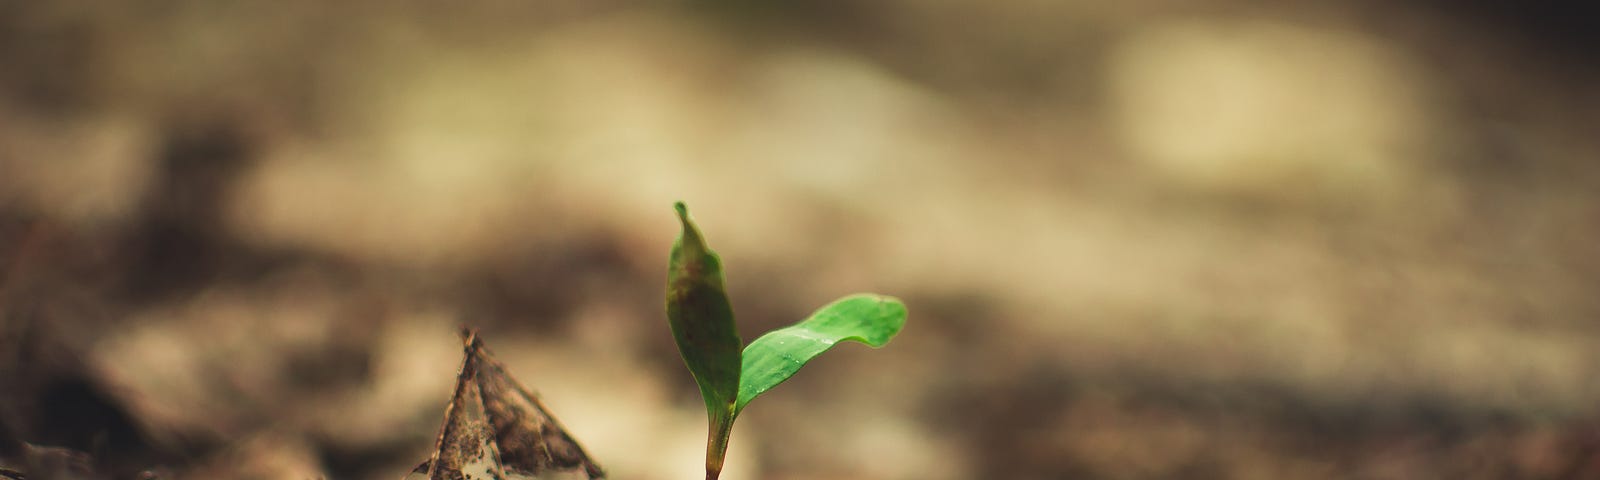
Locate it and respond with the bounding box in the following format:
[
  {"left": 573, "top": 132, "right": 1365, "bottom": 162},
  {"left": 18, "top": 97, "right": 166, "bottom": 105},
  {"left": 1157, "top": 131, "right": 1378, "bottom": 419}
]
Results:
[
  {"left": 667, "top": 202, "right": 907, "bottom": 480},
  {"left": 666, "top": 202, "right": 743, "bottom": 479}
]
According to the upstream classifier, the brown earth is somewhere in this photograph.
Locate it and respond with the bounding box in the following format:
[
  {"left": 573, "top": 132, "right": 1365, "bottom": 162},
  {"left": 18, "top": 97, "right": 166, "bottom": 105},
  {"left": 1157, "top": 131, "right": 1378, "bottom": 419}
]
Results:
[{"left": 1, "top": 1, "right": 1598, "bottom": 479}]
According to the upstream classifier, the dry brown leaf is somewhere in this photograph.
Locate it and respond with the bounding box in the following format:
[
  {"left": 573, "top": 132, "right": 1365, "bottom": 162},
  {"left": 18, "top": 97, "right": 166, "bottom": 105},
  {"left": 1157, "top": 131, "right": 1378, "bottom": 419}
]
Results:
[{"left": 413, "top": 329, "right": 604, "bottom": 480}]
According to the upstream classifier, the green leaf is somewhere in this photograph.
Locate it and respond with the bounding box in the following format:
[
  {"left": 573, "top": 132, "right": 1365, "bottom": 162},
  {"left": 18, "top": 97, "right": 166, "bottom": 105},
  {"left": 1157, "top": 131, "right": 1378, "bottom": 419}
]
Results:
[
  {"left": 736, "top": 294, "right": 907, "bottom": 414},
  {"left": 665, "top": 202, "right": 742, "bottom": 479}
]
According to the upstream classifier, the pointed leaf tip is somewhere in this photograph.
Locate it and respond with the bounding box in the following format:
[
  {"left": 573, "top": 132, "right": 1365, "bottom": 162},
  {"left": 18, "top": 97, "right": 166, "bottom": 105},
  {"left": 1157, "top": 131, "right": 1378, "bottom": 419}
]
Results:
[{"left": 673, "top": 203, "right": 711, "bottom": 261}]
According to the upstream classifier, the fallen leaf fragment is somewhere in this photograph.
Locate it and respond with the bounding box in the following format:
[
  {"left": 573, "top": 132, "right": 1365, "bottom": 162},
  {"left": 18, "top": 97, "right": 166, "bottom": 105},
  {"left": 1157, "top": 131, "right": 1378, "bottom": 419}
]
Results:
[{"left": 412, "top": 329, "right": 604, "bottom": 480}]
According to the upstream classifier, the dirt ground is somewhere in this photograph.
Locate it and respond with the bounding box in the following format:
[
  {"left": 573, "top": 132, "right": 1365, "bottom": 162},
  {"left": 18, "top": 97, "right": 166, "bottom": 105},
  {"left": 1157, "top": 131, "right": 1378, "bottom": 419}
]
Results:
[{"left": 2, "top": 1, "right": 1598, "bottom": 479}]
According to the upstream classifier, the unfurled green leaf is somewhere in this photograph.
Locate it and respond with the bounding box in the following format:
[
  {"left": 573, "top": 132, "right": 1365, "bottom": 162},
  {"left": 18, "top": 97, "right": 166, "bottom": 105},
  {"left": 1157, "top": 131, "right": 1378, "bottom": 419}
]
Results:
[
  {"left": 665, "top": 202, "right": 741, "bottom": 480},
  {"left": 736, "top": 294, "right": 907, "bottom": 414}
]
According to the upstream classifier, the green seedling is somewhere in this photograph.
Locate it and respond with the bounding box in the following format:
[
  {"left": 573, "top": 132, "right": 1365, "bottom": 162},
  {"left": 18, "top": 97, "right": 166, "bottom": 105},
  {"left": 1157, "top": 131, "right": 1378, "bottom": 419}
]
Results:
[{"left": 666, "top": 202, "right": 907, "bottom": 480}]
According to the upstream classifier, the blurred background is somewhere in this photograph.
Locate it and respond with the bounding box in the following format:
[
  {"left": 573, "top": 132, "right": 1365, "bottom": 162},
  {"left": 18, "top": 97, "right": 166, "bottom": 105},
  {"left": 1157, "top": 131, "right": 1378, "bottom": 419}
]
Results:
[{"left": 2, "top": 1, "right": 1598, "bottom": 479}]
